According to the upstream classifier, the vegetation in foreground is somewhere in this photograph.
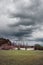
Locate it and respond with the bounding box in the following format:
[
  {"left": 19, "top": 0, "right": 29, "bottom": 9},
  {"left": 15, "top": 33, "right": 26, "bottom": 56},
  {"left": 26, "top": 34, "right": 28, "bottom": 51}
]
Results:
[{"left": 0, "top": 50, "right": 43, "bottom": 65}]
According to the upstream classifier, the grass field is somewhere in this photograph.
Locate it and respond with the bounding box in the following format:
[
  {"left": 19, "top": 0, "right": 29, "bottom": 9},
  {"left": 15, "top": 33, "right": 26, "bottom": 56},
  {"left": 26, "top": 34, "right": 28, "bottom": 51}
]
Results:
[{"left": 0, "top": 50, "right": 43, "bottom": 65}]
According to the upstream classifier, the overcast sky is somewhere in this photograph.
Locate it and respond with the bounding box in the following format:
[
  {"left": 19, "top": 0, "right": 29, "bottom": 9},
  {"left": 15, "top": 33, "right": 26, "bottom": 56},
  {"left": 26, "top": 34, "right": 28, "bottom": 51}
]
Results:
[{"left": 0, "top": 0, "right": 43, "bottom": 45}]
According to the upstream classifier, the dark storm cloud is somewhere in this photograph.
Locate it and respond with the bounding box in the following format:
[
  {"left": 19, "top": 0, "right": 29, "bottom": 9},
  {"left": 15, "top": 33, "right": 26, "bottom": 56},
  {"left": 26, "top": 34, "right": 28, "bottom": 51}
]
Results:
[
  {"left": 9, "top": 27, "right": 32, "bottom": 38},
  {"left": 12, "top": 28, "right": 32, "bottom": 37}
]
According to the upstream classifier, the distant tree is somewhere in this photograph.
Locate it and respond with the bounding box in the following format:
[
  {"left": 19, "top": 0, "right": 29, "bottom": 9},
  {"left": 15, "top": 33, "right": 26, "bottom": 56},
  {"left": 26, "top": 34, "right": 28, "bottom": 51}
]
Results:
[
  {"left": 0, "top": 38, "right": 11, "bottom": 46},
  {"left": 17, "top": 46, "right": 20, "bottom": 50},
  {"left": 25, "top": 45, "right": 27, "bottom": 50},
  {"left": 34, "top": 44, "right": 40, "bottom": 50},
  {"left": 34, "top": 44, "right": 43, "bottom": 50},
  {"left": 40, "top": 46, "right": 43, "bottom": 50},
  {"left": 25, "top": 42, "right": 28, "bottom": 50}
]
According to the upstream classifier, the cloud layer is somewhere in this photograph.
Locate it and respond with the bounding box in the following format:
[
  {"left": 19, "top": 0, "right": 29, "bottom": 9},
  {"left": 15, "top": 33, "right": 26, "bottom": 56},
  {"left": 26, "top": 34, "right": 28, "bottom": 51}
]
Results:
[{"left": 0, "top": 0, "right": 43, "bottom": 45}]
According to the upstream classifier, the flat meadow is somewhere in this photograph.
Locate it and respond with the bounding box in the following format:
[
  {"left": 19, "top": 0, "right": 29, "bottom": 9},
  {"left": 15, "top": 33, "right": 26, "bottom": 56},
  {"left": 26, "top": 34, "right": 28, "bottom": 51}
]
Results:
[{"left": 0, "top": 50, "right": 43, "bottom": 65}]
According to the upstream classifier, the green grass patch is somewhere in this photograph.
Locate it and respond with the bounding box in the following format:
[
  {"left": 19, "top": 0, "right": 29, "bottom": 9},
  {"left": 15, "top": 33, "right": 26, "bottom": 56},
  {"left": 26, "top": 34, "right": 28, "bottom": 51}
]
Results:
[{"left": 0, "top": 50, "right": 43, "bottom": 65}]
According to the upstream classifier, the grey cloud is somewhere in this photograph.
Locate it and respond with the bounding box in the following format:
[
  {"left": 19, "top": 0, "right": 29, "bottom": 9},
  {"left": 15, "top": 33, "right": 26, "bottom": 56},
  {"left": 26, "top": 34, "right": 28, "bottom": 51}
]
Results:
[
  {"left": 8, "top": 0, "right": 41, "bottom": 27},
  {"left": 9, "top": 0, "right": 40, "bottom": 18},
  {"left": 8, "top": 18, "right": 35, "bottom": 27},
  {"left": 35, "top": 38, "right": 43, "bottom": 42},
  {"left": 7, "top": 0, "right": 43, "bottom": 42}
]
